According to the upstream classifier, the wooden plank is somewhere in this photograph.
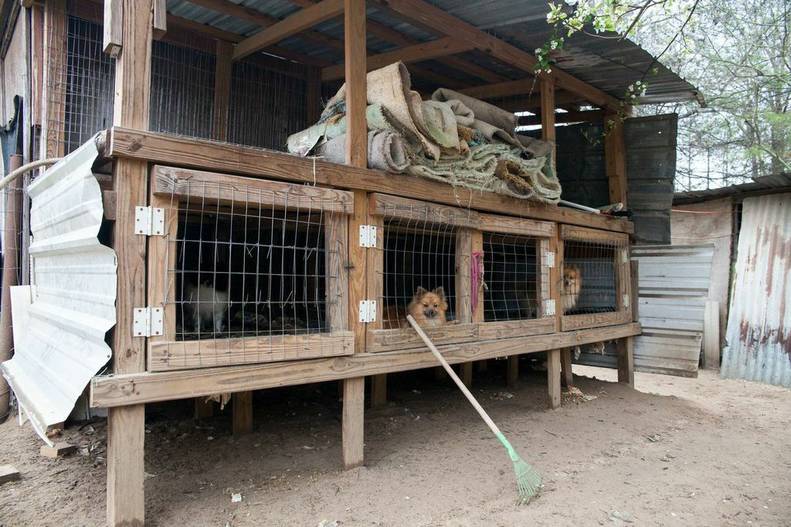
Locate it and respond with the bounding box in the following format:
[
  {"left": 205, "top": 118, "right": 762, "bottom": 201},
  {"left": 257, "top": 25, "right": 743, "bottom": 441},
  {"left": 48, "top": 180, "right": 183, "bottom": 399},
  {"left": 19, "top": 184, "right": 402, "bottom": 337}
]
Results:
[
  {"left": 506, "top": 355, "right": 518, "bottom": 387},
  {"left": 152, "top": 165, "right": 355, "bottom": 214},
  {"left": 561, "top": 310, "right": 632, "bottom": 331},
  {"left": 605, "top": 111, "right": 627, "bottom": 206},
  {"left": 547, "top": 348, "right": 561, "bottom": 409},
  {"left": 306, "top": 66, "right": 322, "bottom": 124},
  {"left": 0, "top": 465, "right": 21, "bottom": 485},
  {"left": 326, "top": 214, "right": 350, "bottom": 333},
  {"left": 560, "top": 348, "right": 573, "bottom": 387},
  {"left": 153, "top": 0, "right": 167, "bottom": 39},
  {"left": 371, "top": 0, "right": 621, "bottom": 109},
  {"left": 232, "top": 390, "right": 253, "bottom": 435},
  {"left": 370, "top": 193, "right": 480, "bottom": 229},
  {"left": 40, "top": 442, "right": 77, "bottom": 458},
  {"left": 478, "top": 213, "right": 555, "bottom": 238},
  {"left": 455, "top": 230, "right": 473, "bottom": 325},
  {"left": 617, "top": 337, "right": 635, "bottom": 387},
  {"left": 92, "top": 323, "right": 643, "bottom": 408},
  {"left": 478, "top": 319, "right": 555, "bottom": 340},
  {"left": 703, "top": 300, "right": 720, "bottom": 370},
  {"left": 371, "top": 374, "right": 387, "bottom": 407},
  {"left": 342, "top": 376, "right": 365, "bottom": 468},
  {"left": 321, "top": 37, "right": 474, "bottom": 81},
  {"left": 560, "top": 224, "right": 630, "bottom": 244},
  {"left": 103, "top": 0, "right": 122, "bottom": 57},
  {"left": 368, "top": 323, "right": 478, "bottom": 353},
  {"left": 540, "top": 75, "right": 556, "bottom": 172},
  {"left": 194, "top": 398, "right": 214, "bottom": 419},
  {"left": 41, "top": 0, "right": 67, "bottom": 159},
  {"left": 149, "top": 332, "right": 355, "bottom": 371},
  {"left": 471, "top": 230, "right": 484, "bottom": 322},
  {"left": 31, "top": 3, "right": 44, "bottom": 126},
  {"left": 107, "top": 128, "right": 635, "bottom": 234},
  {"left": 147, "top": 192, "right": 177, "bottom": 356},
  {"left": 233, "top": 0, "right": 344, "bottom": 61},
  {"left": 107, "top": 405, "right": 145, "bottom": 526},
  {"left": 212, "top": 40, "right": 233, "bottom": 141}
]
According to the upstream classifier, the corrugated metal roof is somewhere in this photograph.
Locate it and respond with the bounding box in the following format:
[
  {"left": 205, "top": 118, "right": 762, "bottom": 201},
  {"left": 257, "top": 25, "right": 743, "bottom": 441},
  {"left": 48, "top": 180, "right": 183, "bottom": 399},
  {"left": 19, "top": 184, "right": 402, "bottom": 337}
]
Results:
[
  {"left": 721, "top": 193, "right": 791, "bottom": 387},
  {"left": 164, "top": 0, "right": 698, "bottom": 104},
  {"left": 674, "top": 173, "right": 791, "bottom": 204},
  {"left": 0, "top": 137, "right": 116, "bottom": 442}
]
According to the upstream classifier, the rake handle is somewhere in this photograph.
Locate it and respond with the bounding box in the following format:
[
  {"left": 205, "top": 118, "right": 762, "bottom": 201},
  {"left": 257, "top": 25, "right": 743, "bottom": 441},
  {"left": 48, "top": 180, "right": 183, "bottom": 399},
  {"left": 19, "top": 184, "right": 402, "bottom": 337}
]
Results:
[{"left": 407, "top": 315, "right": 502, "bottom": 438}]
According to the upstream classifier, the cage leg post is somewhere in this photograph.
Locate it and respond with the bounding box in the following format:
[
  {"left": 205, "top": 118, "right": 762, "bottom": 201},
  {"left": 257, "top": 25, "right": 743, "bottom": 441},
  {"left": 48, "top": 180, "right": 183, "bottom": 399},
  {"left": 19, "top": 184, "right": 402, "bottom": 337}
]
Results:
[
  {"left": 107, "top": 405, "right": 145, "bottom": 527},
  {"left": 506, "top": 356, "right": 519, "bottom": 387},
  {"left": 617, "top": 338, "right": 634, "bottom": 387},
  {"left": 547, "top": 349, "right": 561, "bottom": 409},
  {"left": 232, "top": 391, "right": 253, "bottom": 435},
  {"left": 371, "top": 374, "right": 387, "bottom": 408},
  {"left": 460, "top": 363, "right": 473, "bottom": 388},
  {"left": 560, "top": 348, "right": 574, "bottom": 388},
  {"left": 194, "top": 398, "right": 214, "bottom": 419},
  {"left": 342, "top": 377, "right": 365, "bottom": 468}
]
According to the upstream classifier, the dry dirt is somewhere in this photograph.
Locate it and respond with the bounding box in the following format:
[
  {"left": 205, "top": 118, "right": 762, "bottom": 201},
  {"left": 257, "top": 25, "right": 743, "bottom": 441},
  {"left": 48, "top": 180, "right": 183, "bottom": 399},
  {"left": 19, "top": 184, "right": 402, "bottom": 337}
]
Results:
[{"left": 1, "top": 362, "right": 790, "bottom": 527}]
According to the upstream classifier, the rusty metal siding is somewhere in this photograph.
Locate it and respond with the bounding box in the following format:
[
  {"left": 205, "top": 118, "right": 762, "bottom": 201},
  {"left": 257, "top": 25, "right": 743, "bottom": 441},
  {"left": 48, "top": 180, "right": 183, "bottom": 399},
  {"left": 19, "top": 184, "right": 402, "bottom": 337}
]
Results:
[{"left": 721, "top": 193, "right": 791, "bottom": 387}]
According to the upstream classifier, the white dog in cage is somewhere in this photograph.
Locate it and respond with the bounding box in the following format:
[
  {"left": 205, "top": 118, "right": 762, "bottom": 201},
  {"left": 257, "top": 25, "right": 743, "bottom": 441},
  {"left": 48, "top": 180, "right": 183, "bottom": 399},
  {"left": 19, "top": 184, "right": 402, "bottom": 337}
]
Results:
[{"left": 185, "top": 282, "right": 229, "bottom": 335}]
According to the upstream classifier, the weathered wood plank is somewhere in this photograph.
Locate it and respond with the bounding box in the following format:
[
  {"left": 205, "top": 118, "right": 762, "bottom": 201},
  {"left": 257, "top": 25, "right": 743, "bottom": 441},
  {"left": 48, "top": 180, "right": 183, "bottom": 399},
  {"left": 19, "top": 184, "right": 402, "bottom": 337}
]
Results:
[
  {"left": 368, "top": 323, "right": 479, "bottom": 353},
  {"left": 617, "top": 337, "right": 635, "bottom": 386},
  {"left": 605, "top": 111, "right": 627, "bottom": 206},
  {"left": 478, "top": 319, "right": 555, "bottom": 340},
  {"left": 148, "top": 332, "right": 354, "bottom": 371},
  {"left": 547, "top": 348, "right": 561, "bottom": 409},
  {"left": 103, "top": 0, "right": 122, "bottom": 57},
  {"left": 561, "top": 310, "right": 632, "bottom": 331},
  {"left": 326, "top": 214, "right": 350, "bottom": 333},
  {"left": 370, "top": 193, "right": 480, "bottom": 229},
  {"left": 342, "top": 376, "right": 365, "bottom": 468},
  {"left": 478, "top": 213, "right": 555, "bottom": 238},
  {"left": 92, "top": 323, "right": 642, "bottom": 407},
  {"left": 152, "top": 165, "right": 355, "bottom": 214},
  {"left": 560, "top": 224, "right": 630, "bottom": 244},
  {"left": 106, "top": 128, "right": 635, "bottom": 234}
]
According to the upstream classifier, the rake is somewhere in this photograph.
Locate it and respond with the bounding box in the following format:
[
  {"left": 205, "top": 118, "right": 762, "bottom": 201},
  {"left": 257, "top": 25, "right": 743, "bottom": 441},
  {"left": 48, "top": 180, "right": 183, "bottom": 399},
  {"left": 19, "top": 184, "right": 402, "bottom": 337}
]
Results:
[{"left": 406, "top": 315, "right": 542, "bottom": 504}]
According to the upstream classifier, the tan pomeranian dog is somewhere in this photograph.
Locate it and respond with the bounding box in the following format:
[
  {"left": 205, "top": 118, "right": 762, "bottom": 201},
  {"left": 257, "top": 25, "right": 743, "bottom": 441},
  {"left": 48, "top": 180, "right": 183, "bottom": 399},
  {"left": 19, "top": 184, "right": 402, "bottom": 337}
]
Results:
[
  {"left": 407, "top": 286, "right": 448, "bottom": 327},
  {"left": 562, "top": 266, "right": 582, "bottom": 314}
]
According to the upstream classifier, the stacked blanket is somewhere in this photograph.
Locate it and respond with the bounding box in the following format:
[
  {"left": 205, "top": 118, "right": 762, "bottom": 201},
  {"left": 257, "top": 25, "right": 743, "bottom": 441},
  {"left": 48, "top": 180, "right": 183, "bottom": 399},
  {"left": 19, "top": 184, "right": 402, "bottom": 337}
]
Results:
[{"left": 286, "top": 62, "right": 561, "bottom": 204}]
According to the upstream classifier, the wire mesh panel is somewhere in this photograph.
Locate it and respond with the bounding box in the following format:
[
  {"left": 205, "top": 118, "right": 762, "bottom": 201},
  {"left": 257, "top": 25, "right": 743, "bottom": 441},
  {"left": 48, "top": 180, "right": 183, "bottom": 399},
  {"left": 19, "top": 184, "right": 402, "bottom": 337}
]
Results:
[
  {"left": 483, "top": 233, "right": 539, "bottom": 322},
  {"left": 560, "top": 225, "right": 631, "bottom": 331},
  {"left": 146, "top": 166, "right": 353, "bottom": 371}
]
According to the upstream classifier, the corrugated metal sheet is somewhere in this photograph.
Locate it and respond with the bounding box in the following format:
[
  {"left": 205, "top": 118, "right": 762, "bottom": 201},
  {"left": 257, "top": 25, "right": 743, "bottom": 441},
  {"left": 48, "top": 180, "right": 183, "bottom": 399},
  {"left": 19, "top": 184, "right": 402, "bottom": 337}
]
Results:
[
  {"left": 576, "top": 244, "right": 713, "bottom": 377},
  {"left": 721, "top": 194, "right": 791, "bottom": 387},
  {"left": 0, "top": 137, "right": 116, "bottom": 442},
  {"left": 674, "top": 173, "right": 791, "bottom": 205}
]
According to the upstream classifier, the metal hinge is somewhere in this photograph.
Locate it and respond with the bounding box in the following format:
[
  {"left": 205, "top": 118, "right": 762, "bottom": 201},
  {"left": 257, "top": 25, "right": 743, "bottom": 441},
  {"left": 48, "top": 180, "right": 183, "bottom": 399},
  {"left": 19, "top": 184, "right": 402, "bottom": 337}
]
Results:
[
  {"left": 543, "top": 299, "right": 556, "bottom": 316},
  {"left": 359, "top": 224, "right": 377, "bottom": 248},
  {"left": 134, "top": 206, "right": 165, "bottom": 236},
  {"left": 133, "top": 307, "right": 163, "bottom": 337},
  {"left": 359, "top": 300, "right": 377, "bottom": 323},
  {"left": 623, "top": 294, "right": 630, "bottom": 308},
  {"left": 544, "top": 251, "right": 555, "bottom": 268}
]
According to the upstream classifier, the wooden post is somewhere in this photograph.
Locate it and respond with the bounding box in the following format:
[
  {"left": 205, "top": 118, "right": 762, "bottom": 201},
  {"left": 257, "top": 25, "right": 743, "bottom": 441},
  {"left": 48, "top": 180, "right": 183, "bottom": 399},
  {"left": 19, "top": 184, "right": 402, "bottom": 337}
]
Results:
[
  {"left": 107, "top": 1, "right": 153, "bottom": 525},
  {"left": 560, "top": 348, "right": 573, "bottom": 387},
  {"left": 547, "top": 348, "right": 561, "bottom": 409},
  {"left": 540, "top": 75, "right": 556, "bottom": 173},
  {"left": 456, "top": 228, "right": 475, "bottom": 388},
  {"left": 460, "top": 363, "right": 473, "bottom": 388},
  {"left": 41, "top": 0, "right": 67, "bottom": 160},
  {"left": 616, "top": 338, "right": 634, "bottom": 387},
  {"left": 506, "top": 355, "right": 518, "bottom": 387},
  {"left": 371, "top": 374, "right": 387, "bottom": 408},
  {"left": 342, "top": 0, "right": 366, "bottom": 470},
  {"left": 232, "top": 391, "right": 253, "bottom": 435},
  {"left": 605, "top": 110, "right": 627, "bottom": 206},
  {"left": 704, "top": 300, "right": 720, "bottom": 370},
  {"left": 306, "top": 65, "right": 322, "bottom": 124}
]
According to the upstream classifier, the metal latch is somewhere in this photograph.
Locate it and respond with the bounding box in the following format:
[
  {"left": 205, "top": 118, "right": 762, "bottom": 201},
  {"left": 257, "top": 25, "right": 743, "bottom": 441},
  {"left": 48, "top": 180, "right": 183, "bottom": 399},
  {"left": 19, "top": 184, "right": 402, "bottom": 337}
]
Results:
[
  {"left": 543, "top": 299, "right": 556, "bottom": 316},
  {"left": 359, "top": 225, "right": 377, "bottom": 248},
  {"left": 133, "top": 307, "right": 164, "bottom": 337},
  {"left": 359, "top": 300, "right": 377, "bottom": 323},
  {"left": 134, "top": 206, "right": 165, "bottom": 236},
  {"left": 544, "top": 251, "right": 555, "bottom": 268}
]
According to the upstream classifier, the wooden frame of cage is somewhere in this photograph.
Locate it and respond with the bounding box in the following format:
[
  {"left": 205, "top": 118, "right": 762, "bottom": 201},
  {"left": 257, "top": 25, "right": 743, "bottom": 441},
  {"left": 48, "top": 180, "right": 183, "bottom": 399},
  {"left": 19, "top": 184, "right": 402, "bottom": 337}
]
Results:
[
  {"left": 147, "top": 165, "right": 355, "bottom": 371},
  {"left": 366, "top": 193, "right": 558, "bottom": 353},
  {"left": 559, "top": 225, "right": 632, "bottom": 331}
]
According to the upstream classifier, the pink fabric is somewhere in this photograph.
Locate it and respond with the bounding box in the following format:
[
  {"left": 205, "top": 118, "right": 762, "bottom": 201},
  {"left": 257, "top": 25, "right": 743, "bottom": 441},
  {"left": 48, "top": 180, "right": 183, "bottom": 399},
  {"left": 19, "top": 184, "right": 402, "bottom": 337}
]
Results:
[{"left": 471, "top": 251, "right": 484, "bottom": 316}]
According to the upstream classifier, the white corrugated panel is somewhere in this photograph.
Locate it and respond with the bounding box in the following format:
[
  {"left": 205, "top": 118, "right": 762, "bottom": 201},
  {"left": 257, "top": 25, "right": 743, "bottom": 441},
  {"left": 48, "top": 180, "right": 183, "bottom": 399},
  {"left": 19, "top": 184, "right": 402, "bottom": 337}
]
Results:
[
  {"left": 575, "top": 244, "right": 713, "bottom": 377},
  {"left": 1, "top": 138, "right": 116, "bottom": 442},
  {"left": 721, "top": 194, "right": 791, "bottom": 387}
]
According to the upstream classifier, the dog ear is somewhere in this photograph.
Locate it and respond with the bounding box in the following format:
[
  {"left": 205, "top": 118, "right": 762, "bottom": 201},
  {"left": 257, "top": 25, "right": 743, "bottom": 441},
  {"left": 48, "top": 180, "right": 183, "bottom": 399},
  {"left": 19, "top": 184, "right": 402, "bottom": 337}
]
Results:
[
  {"left": 415, "top": 286, "right": 427, "bottom": 298},
  {"left": 432, "top": 287, "right": 446, "bottom": 300}
]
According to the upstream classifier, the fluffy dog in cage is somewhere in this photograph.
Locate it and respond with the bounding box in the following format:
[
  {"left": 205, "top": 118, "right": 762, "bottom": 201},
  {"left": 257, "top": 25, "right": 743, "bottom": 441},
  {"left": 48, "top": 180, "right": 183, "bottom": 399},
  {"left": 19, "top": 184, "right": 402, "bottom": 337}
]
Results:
[
  {"left": 184, "top": 281, "right": 229, "bottom": 334},
  {"left": 562, "top": 265, "right": 583, "bottom": 314},
  {"left": 383, "top": 287, "right": 448, "bottom": 328}
]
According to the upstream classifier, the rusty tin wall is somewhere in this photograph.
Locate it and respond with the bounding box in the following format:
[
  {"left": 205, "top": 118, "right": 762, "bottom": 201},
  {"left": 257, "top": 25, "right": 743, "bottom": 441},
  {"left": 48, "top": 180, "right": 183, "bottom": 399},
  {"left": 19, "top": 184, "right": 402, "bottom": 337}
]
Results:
[{"left": 721, "top": 193, "right": 791, "bottom": 387}]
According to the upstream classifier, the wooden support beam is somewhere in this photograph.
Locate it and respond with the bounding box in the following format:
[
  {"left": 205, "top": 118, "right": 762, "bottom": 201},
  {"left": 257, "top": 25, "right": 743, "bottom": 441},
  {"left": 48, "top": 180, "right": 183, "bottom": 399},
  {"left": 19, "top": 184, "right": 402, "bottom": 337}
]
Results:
[
  {"left": 103, "top": 0, "right": 122, "bottom": 57},
  {"left": 212, "top": 40, "right": 233, "bottom": 141},
  {"left": 41, "top": 0, "right": 67, "bottom": 159},
  {"left": 518, "top": 109, "right": 605, "bottom": 127},
  {"left": 547, "top": 349, "right": 561, "bottom": 409},
  {"left": 342, "top": 377, "right": 365, "bottom": 468},
  {"left": 506, "top": 356, "right": 518, "bottom": 387},
  {"left": 306, "top": 66, "right": 322, "bottom": 124},
  {"left": 371, "top": 0, "right": 621, "bottom": 109},
  {"left": 322, "top": 37, "right": 474, "bottom": 81},
  {"left": 194, "top": 398, "right": 214, "bottom": 419},
  {"left": 371, "top": 374, "right": 387, "bottom": 408},
  {"left": 560, "top": 348, "right": 573, "bottom": 387},
  {"left": 616, "top": 338, "right": 634, "bottom": 387},
  {"left": 233, "top": 0, "right": 344, "bottom": 61},
  {"left": 107, "top": 1, "right": 153, "bottom": 525},
  {"left": 605, "top": 111, "right": 628, "bottom": 205},
  {"left": 153, "top": 0, "right": 167, "bottom": 39},
  {"left": 232, "top": 391, "right": 253, "bottom": 434},
  {"left": 540, "top": 75, "right": 556, "bottom": 172}
]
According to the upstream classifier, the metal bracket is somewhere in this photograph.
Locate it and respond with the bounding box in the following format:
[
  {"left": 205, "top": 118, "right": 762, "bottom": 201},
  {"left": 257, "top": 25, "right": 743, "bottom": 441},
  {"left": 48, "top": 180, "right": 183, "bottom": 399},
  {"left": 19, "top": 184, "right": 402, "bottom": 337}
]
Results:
[
  {"left": 359, "top": 224, "right": 377, "bottom": 248},
  {"left": 544, "top": 251, "right": 555, "bottom": 268},
  {"left": 359, "top": 300, "right": 377, "bottom": 323},
  {"left": 623, "top": 294, "right": 631, "bottom": 309},
  {"left": 134, "top": 206, "right": 165, "bottom": 236},
  {"left": 543, "top": 299, "right": 556, "bottom": 317},
  {"left": 133, "top": 307, "right": 164, "bottom": 337}
]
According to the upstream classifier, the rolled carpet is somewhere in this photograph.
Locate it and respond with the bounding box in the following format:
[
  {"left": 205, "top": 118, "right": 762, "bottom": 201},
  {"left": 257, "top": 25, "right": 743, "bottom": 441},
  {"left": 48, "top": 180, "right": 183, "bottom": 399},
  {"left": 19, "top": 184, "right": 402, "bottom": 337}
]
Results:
[{"left": 315, "top": 130, "right": 410, "bottom": 173}]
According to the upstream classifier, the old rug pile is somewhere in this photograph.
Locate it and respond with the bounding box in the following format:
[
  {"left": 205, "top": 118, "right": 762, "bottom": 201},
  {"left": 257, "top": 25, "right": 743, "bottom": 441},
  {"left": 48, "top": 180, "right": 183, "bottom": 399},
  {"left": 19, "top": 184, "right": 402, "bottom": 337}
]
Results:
[{"left": 286, "top": 62, "right": 561, "bottom": 204}]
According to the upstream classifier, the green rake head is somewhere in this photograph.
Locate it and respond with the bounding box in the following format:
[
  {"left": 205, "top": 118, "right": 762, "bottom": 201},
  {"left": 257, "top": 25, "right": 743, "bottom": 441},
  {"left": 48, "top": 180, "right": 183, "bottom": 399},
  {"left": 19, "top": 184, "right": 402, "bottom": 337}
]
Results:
[{"left": 496, "top": 432, "right": 542, "bottom": 504}]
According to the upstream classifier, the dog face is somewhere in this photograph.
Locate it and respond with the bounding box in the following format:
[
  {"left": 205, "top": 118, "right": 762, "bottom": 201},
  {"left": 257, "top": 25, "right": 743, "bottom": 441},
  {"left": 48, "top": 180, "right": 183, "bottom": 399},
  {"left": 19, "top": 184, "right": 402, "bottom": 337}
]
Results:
[
  {"left": 408, "top": 286, "right": 448, "bottom": 326},
  {"left": 562, "top": 266, "right": 582, "bottom": 313}
]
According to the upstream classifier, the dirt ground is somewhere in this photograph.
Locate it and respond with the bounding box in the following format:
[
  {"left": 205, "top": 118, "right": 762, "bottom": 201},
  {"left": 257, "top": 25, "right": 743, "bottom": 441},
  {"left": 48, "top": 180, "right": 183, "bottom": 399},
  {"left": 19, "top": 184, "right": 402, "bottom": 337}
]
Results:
[{"left": 1, "top": 361, "right": 790, "bottom": 527}]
